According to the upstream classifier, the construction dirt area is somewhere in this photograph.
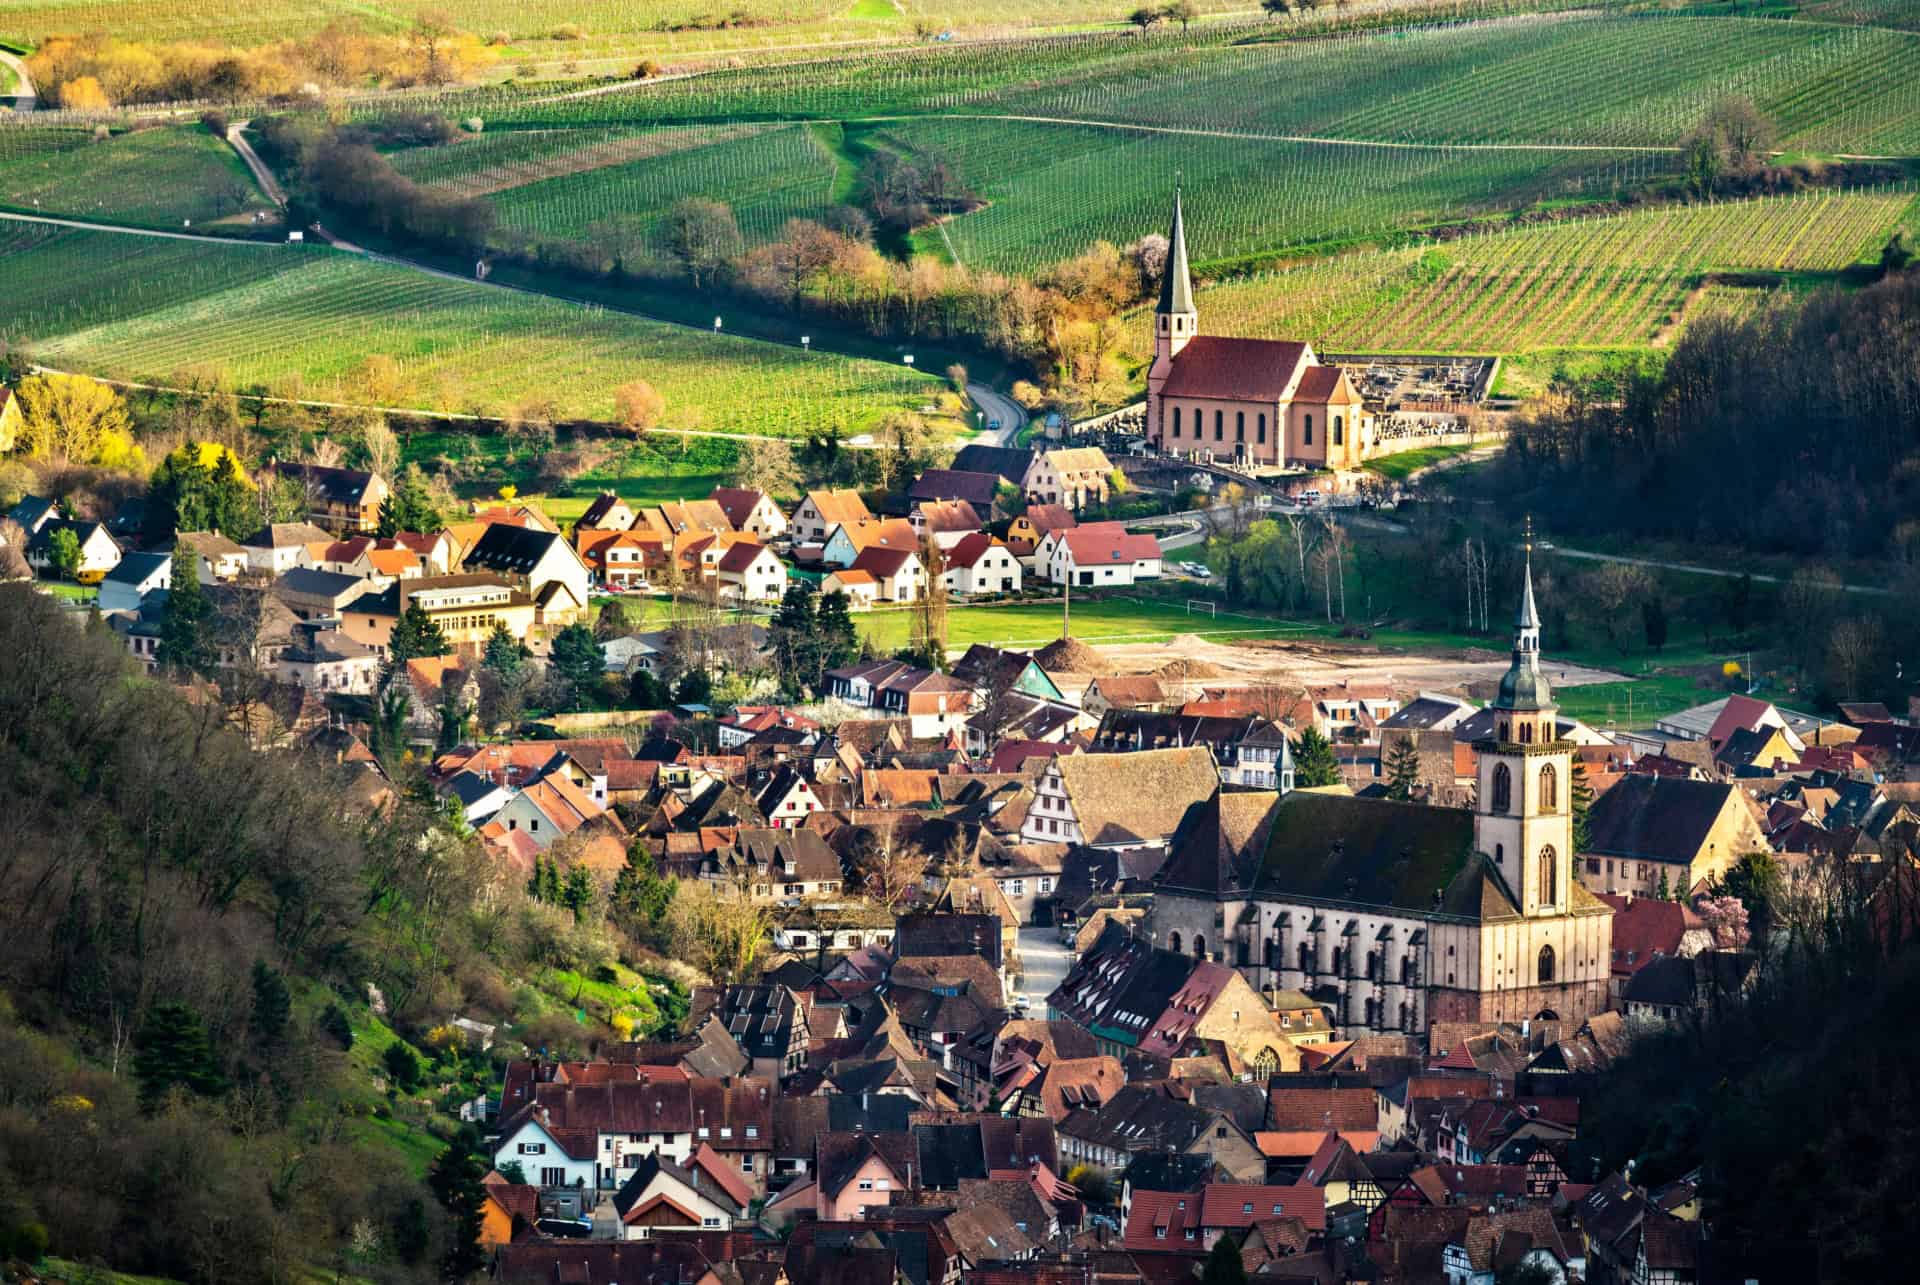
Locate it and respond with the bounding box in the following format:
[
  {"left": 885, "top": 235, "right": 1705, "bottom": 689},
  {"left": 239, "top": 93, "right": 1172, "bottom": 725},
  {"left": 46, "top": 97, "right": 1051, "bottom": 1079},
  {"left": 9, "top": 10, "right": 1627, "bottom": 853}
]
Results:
[{"left": 1040, "top": 633, "right": 1629, "bottom": 701}]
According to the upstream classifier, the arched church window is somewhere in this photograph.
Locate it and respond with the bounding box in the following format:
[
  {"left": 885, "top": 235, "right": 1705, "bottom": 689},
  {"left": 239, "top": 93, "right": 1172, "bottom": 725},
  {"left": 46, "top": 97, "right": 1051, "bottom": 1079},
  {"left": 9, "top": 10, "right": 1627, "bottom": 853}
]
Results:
[
  {"left": 1538, "top": 944, "right": 1556, "bottom": 984},
  {"left": 1194, "top": 934, "right": 1207, "bottom": 960},
  {"left": 1257, "top": 413, "right": 1266, "bottom": 443},
  {"left": 1304, "top": 414, "right": 1313, "bottom": 445},
  {"left": 1236, "top": 411, "right": 1245, "bottom": 441},
  {"left": 1214, "top": 410, "right": 1223, "bottom": 442},
  {"left": 1539, "top": 764, "right": 1558, "bottom": 811},
  {"left": 1172, "top": 407, "right": 1181, "bottom": 437},
  {"left": 1491, "top": 763, "right": 1512, "bottom": 813},
  {"left": 1334, "top": 415, "right": 1344, "bottom": 445},
  {"left": 1538, "top": 845, "right": 1558, "bottom": 906},
  {"left": 1169, "top": 931, "right": 1182, "bottom": 954}
]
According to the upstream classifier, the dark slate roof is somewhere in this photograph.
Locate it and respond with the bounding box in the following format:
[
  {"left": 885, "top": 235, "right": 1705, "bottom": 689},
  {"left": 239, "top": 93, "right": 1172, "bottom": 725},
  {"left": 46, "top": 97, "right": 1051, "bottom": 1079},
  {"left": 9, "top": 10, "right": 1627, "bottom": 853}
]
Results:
[
  {"left": 717, "top": 983, "right": 801, "bottom": 1059},
  {"left": 1381, "top": 697, "right": 1474, "bottom": 730},
  {"left": 611, "top": 1152, "right": 697, "bottom": 1218},
  {"left": 272, "top": 462, "right": 379, "bottom": 506},
  {"left": 1624, "top": 956, "right": 1695, "bottom": 1008},
  {"left": 276, "top": 567, "right": 368, "bottom": 599},
  {"left": 915, "top": 1122, "right": 988, "bottom": 1190},
  {"left": 1059, "top": 1084, "right": 1217, "bottom": 1153},
  {"left": 466, "top": 522, "right": 563, "bottom": 573},
  {"left": 910, "top": 469, "right": 1003, "bottom": 509},
  {"left": 1122, "top": 1152, "right": 1215, "bottom": 1194},
  {"left": 817, "top": 1131, "right": 916, "bottom": 1198},
  {"left": 102, "top": 551, "right": 170, "bottom": 586},
  {"left": 1254, "top": 793, "right": 1482, "bottom": 917},
  {"left": 1586, "top": 776, "right": 1736, "bottom": 864},
  {"left": 6, "top": 494, "right": 57, "bottom": 531},
  {"left": 1047, "top": 919, "right": 1192, "bottom": 1047},
  {"left": 950, "top": 445, "right": 1035, "bottom": 487},
  {"left": 895, "top": 912, "right": 1003, "bottom": 969}
]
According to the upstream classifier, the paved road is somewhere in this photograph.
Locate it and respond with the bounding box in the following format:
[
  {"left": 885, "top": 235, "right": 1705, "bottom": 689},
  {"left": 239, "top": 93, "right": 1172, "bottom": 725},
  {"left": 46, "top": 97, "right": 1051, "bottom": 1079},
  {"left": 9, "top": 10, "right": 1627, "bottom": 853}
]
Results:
[
  {"left": 1547, "top": 545, "right": 1890, "bottom": 596},
  {"left": 226, "top": 122, "right": 288, "bottom": 205},
  {"left": 966, "top": 382, "right": 1029, "bottom": 446},
  {"left": 1, "top": 50, "right": 34, "bottom": 113},
  {"left": 1015, "top": 925, "right": 1071, "bottom": 1009}
]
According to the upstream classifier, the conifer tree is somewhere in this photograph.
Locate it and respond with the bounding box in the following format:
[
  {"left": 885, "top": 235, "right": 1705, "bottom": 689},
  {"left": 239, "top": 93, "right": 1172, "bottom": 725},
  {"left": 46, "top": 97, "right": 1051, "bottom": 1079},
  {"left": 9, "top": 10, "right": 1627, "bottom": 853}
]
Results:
[
  {"left": 158, "top": 545, "right": 215, "bottom": 675},
  {"left": 1294, "top": 726, "right": 1340, "bottom": 788},
  {"left": 249, "top": 961, "right": 291, "bottom": 1050},
  {"left": 1571, "top": 757, "right": 1595, "bottom": 852},
  {"left": 1384, "top": 736, "right": 1422, "bottom": 801},
  {"left": 133, "top": 1001, "right": 225, "bottom": 1109}
]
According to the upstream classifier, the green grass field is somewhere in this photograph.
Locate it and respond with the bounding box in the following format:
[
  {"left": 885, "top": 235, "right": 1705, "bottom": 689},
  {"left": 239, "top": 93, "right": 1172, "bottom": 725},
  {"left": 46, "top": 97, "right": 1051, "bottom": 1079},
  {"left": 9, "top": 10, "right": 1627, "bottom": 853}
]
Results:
[
  {"left": 0, "top": 125, "right": 275, "bottom": 230},
  {"left": 1365, "top": 442, "right": 1481, "bottom": 482},
  {"left": 0, "top": 224, "right": 941, "bottom": 431}
]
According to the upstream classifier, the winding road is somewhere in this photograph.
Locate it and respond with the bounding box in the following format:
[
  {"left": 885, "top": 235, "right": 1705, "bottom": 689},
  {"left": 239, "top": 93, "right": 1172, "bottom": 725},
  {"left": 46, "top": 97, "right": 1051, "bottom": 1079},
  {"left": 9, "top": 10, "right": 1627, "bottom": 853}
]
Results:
[
  {"left": 965, "top": 382, "right": 1029, "bottom": 446},
  {"left": 1, "top": 49, "right": 37, "bottom": 113}
]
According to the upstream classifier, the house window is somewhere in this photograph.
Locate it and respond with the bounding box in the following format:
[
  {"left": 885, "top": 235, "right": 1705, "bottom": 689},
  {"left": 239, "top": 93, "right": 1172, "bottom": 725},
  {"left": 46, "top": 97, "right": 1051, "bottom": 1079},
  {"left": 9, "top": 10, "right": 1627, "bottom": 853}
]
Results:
[
  {"left": 703, "top": 1217, "right": 723, "bottom": 1228},
  {"left": 741, "top": 1154, "right": 754, "bottom": 1171},
  {"left": 1173, "top": 407, "right": 1182, "bottom": 437},
  {"left": 859, "top": 1180, "right": 874, "bottom": 1191},
  {"left": 541, "top": 1167, "right": 565, "bottom": 1187},
  {"left": 1538, "top": 846, "right": 1558, "bottom": 905},
  {"left": 1236, "top": 411, "right": 1245, "bottom": 442}
]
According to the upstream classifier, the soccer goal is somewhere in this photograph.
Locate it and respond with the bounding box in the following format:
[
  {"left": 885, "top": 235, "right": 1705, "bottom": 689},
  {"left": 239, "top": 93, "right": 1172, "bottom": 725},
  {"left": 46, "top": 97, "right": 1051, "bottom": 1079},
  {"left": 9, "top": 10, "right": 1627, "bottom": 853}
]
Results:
[{"left": 1186, "top": 599, "right": 1217, "bottom": 618}]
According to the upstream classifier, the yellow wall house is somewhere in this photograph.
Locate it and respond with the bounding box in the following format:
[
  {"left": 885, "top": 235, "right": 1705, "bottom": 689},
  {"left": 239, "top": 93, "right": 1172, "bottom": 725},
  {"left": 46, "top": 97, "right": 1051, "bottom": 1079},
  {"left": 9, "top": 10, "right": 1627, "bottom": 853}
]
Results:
[{"left": 340, "top": 574, "right": 535, "bottom": 658}]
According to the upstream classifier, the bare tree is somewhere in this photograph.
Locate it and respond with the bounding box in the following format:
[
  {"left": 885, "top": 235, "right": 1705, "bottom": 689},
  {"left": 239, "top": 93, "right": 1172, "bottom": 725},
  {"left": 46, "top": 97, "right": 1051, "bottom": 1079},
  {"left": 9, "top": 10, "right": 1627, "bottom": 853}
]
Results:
[{"left": 852, "top": 818, "right": 928, "bottom": 910}]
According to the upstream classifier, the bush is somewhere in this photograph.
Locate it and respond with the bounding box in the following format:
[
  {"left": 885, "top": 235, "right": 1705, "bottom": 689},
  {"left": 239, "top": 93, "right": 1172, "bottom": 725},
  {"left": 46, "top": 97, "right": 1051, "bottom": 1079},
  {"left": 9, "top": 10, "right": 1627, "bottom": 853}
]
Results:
[
  {"left": 461, "top": 116, "right": 484, "bottom": 133},
  {"left": 383, "top": 1040, "right": 422, "bottom": 1090},
  {"left": 319, "top": 1003, "right": 354, "bottom": 1049},
  {"left": 200, "top": 110, "right": 229, "bottom": 137},
  {"left": 633, "top": 59, "right": 660, "bottom": 79},
  {"left": 552, "top": 22, "right": 585, "bottom": 39}
]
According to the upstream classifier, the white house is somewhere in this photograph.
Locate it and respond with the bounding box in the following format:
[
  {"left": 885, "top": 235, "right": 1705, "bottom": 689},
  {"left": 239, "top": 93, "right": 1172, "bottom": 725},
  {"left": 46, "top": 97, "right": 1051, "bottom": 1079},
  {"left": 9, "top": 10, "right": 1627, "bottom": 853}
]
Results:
[
  {"left": 97, "top": 551, "right": 171, "bottom": 615},
  {"left": 942, "top": 532, "right": 1022, "bottom": 597},
  {"left": 711, "top": 487, "right": 789, "bottom": 540},
  {"left": 1022, "top": 447, "right": 1113, "bottom": 511},
  {"left": 463, "top": 524, "right": 593, "bottom": 608},
  {"left": 613, "top": 1149, "right": 751, "bottom": 1240},
  {"left": 29, "top": 520, "right": 121, "bottom": 580},
  {"left": 790, "top": 489, "right": 870, "bottom": 546},
  {"left": 244, "top": 522, "right": 333, "bottom": 576},
  {"left": 715, "top": 542, "right": 787, "bottom": 603},
  {"left": 851, "top": 545, "right": 925, "bottom": 602},
  {"left": 1041, "top": 522, "right": 1163, "bottom": 587},
  {"left": 496, "top": 1117, "right": 598, "bottom": 1191},
  {"left": 820, "top": 569, "right": 878, "bottom": 610},
  {"left": 174, "top": 530, "right": 249, "bottom": 582},
  {"left": 276, "top": 628, "right": 381, "bottom": 694},
  {"left": 909, "top": 498, "right": 982, "bottom": 552},
  {"left": 753, "top": 766, "right": 823, "bottom": 830}
]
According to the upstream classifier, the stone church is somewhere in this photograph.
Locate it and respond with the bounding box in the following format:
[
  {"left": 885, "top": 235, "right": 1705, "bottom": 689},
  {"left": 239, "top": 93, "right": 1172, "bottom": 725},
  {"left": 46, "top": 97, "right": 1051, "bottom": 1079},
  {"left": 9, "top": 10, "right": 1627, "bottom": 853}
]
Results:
[
  {"left": 1145, "top": 190, "right": 1373, "bottom": 470},
  {"left": 1150, "top": 548, "right": 1614, "bottom": 1034}
]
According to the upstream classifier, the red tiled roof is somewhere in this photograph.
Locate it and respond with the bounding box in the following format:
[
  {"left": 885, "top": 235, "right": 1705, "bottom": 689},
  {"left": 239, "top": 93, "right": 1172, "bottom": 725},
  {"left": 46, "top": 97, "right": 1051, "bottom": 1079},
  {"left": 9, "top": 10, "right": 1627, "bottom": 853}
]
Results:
[
  {"left": 1266, "top": 1084, "right": 1378, "bottom": 1132},
  {"left": 946, "top": 531, "right": 999, "bottom": 569},
  {"left": 1122, "top": 1190, "right": 1207, "bottom": 1254},
  {"left": 718, "top": 541, "right": 770, "bottom": 574},
  {"left": 1198, "top": 1182, "right": 1327, "bottom": 1232},
  {"left": 1597, "top": 894, "right": 1690, "bottom": 975},
  {"left": 1293, "top": 365, "right": 1360, "bottom": 404},
  {"left": 1161, "top": 336, "right": 1311, "bottom": 401},
  {"left": 1061, "top": 523, "right": 1160, "bottom": 566},
  {"left": 852, "top": 545, "right": 917, "bottom": 578}
]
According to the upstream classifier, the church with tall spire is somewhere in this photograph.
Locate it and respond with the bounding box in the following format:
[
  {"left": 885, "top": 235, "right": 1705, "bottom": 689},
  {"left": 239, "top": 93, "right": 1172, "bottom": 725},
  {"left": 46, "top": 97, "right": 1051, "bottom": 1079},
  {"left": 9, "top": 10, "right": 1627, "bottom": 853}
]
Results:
[
  {"left": 1144, "top": 189, "right": 1374, "bottom": 470},
  {"left": 1149, "top": 534, "right": 1614, "bottom": 1035}
]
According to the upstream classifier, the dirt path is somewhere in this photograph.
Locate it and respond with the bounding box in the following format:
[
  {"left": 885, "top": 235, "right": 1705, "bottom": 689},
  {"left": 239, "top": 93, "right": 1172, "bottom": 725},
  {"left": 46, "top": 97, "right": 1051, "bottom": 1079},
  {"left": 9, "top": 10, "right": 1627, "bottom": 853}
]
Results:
[
  {"left": 1044, "top": 632, "right": 1629, "bottom": 701},
  {"left": 0, "top": 50, "right": 34, "bottom": 113},
  {"left": 225, "top": 122, "right": 287, "bottom": 205}
]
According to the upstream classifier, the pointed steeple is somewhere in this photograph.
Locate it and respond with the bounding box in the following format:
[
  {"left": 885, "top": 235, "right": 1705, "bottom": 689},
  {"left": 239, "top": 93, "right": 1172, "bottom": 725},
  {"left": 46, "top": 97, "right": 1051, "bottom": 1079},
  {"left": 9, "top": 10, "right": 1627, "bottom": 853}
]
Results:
[
  {"left": 1157, "top": 184, "right": 1195, "bottom": 318},
  {"left": 1494, "top": 517, "right": 1551, "bottom": 714}
]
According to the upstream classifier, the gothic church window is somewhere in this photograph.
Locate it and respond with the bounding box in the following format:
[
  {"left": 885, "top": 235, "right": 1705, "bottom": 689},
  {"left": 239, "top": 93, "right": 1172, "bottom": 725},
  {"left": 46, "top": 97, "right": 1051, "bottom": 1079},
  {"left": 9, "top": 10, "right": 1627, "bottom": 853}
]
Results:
[
  {"left": 1538, "top": 944, "right": 1556, "bottom": 983},
  {"left": 1538, "top": 845, "right": 1558, "bottom": 905},
  {"left": 1539, "top": 764, "right": 1558, "bottom": 811},
  {"left": 1491, "top": 764, "right": 1512, "bottom": 813}
]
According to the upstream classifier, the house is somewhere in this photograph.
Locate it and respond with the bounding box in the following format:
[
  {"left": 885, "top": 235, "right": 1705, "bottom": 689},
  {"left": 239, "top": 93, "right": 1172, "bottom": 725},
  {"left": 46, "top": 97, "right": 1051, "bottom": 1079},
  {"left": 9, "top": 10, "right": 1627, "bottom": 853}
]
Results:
[
  {"left": 462, "top": 524, "right": 593, "bottom": 610},
  {"left": 702, "top": 827, "right": 843, "bottom": 900},
  {"left": 715, "top": 542, "right": 787, "bottom": 603},
  {"left": 274, "top": 567, "right": 373, "bottom": 620},
  {"left": 1039, "top": 522, "right": 1162, "bottom": 588},
  {"left": 943, "top": 533, "right": 1023, "bottom": 597},
  {"left": 577, "top": 528, "right": 665, "bottom": 588},
  {"left": 754, "top": 765, "right": 824, "bottom": 830},
  {"left": 1059, "top": 1083, "right": 1265, "bottom": 1182},
  {"left": 276, "top": 622, "right": 380, "bottom": 694},
  {"left": 1018, "top": 746, "right": 1219, "bottom": 851},
  {"left": 813, "top": 1131, "right": 917, "bottom": 1221},
  {"left": 909, "top": 468, "right": 1003, "bottom": 522},
  {"left": 1006, "top": 504, "right": 1077, "bottom": 560},
  {"left": 850, "top": 545, "right": 926, "bottom": 602},
  {"left": 910, "top": 498, "right": 984, "bottom": 551},
  {"left": 577, "top": 492, "right": 639, "bottom": 532},
  {"left": 822, "top": 517, "right": 919, "bottom": 570},
  {"left": 172, "top": 530, "right": 249, "bottom": 582},
  {"left": 1144, "top": 192, "right": 1374, "bottom": 470},
  {"left": 268, "top": 463, "right": 389, "bottom": 533},
  {"left": 1442, "top": 1207, "right": 1572, "bottom": 1284},
  {"left": 1582, "top": 776, "right": 1770, "bottom": 898},
  {"left": 821, "top": 568, "right": 879, "bottom": 610},
  {"left": 791, "top": 489, "right": 872, "bottom": 546},
  {"left": 6, "top": 494, "right": 60, "bottom": 537},
  {"left": 1082, "top": 675, "right": 1170, "bottom": 720},
  {"left": 1023, "top": 448, "right": 1114, "bottom": 511},
  {"left": 656, "top": 498, "right": 734, "bottom": 537},
  {"left": 716, "top": 984, "right": 811, "bottom": 1081},
  {"left": 242, "top": 521, "right": 333, "bottom": 576},
  {"left": 711, "top": 487, "right": 789, "bottom": 540},
  {"left": 339, "top": 575, "right": 535, "bottom": 658},
  {"left": 27, "top": 519, "right": 120, "bottom": 581},
  {"left": 96, "top": 551, "right": 171, "bottom": 615},
  {"left": 479, "top": 1176, "right": 537, "bottom": 1246},
  {"left": 1198, "top": 1182, "right": 1328, "bottom": 1248},
  {"left": 612, "top": 1149, "right": 750, "bottom": 1240}
]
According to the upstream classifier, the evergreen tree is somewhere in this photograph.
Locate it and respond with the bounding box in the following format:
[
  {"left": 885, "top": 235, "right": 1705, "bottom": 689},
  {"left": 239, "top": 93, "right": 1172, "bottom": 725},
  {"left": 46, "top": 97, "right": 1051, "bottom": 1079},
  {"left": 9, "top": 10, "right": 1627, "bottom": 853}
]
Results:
[
  {"left": 383, "top": 1040, "right": 422, "bottom": 1090},
  {"left": 208, "top": 449, "right": 254, "bottom": 539},
  {"left": 1201, "top": 1232, "right": 1248, "bottom": 1285},
  {"left": 149, "top": 441, "right": 214, "bottom": 539},
  {"left": 563, "top": 865, "right": 596, "bottom": 922},
  {"left": 483, "top": 622, "right": 526, "bottom": 679},
  {"left": 376, "top": 464, "right": 444, "bottom": 537},
  {"left": 674, "top": 668, "right": 713, "bottom": 706},
  {"left": 1570, "top": 757, "right": 1595, "bottom": 852},
  {"left": 368, "top": 681, "right": 411, "bottom": 766},
  {"left": 541, "top": 858, "right": 562, "bottom": 904},
  {"left": 157, "top": 545, "right": 215, "bottom": 676},
  {"left": 816, "top": 590, "right": 860, "bottom": 671},
  {"left": 772, "top": 581, "right": 820, "bottom": 692},
  {"left": 527, "top": 856, "right": 548, "bottom": 902},
  {"left": 133, "top": 1001, "right": 226, "bottom": 1108},
  {"left": 549, "top": 623, "right": 603, "bottom": 705},
  {"left": 428, "top": 1139, "right": 489, "bottom": 1280},
  {"left": 611, "top": 843, "right": 675, "bottom": 929},
  {"left": 1384, "top": 736, "right": 1421, "bottom": 801},
  {"left": 319, "top": 1003, "right": 355, "bottom": 1050},
  {"left": 1294, "top": 727, "right": 1340, "bottom": 788},
  {"left": 1642, "top": 595, "right": 1669, "bottom": 651},
  {"left": 249, "top": 960, "right": 291, "bottom": 1050},
  {"left": 386, "top": 602, "right": 450, "bottom": 669},
  {"left": 1656, "top": 869, "right": 1673, "bottom": 901},
  {"left": 629, "top": 667, "right": 670, "bottom": 708},
  {"left": 436, "top": 676, "right": 471, "bottom": 752}
]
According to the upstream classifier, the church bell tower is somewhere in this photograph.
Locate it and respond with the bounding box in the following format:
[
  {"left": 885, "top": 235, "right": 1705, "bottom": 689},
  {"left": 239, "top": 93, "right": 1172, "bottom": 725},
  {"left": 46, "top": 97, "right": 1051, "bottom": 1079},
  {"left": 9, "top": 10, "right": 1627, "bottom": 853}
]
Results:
[
  {"left": 1473, "top": 522, "right": 1574, "bottom": 917},
  {"left": 1147, "top": 188, "right": 1197, "bottom": 449}
]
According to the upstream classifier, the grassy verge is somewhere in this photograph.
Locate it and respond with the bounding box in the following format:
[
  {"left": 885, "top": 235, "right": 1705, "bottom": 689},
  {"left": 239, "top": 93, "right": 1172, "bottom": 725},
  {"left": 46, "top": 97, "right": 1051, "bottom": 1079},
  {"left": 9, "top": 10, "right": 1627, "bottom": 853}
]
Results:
[{"left": 1365, "top": 442, "right": 1480, "bottom": 482}]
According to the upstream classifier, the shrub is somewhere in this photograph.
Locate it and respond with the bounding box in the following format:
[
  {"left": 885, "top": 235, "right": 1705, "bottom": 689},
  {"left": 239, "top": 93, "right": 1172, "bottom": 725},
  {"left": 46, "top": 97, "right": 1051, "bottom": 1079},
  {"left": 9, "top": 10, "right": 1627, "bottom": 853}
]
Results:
[
  {"left": 319, "top": 1003, "right": 354, "bottom": 1049},
  {"left": 633, "top": 59, "right": 660, "bottom": 79},
  {"left": 383, "top": 1040, "right": 422, "bottom": 1090},
  {"left": 552, "top": 23, "right": 585, "bottom": 39}
]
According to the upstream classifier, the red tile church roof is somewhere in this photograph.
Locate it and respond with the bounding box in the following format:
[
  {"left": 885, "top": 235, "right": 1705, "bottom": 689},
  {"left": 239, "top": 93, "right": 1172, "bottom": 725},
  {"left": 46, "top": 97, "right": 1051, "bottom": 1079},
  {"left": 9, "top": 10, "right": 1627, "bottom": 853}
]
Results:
[{"left": 1161, "top": 336, "right": 1311, "bottom": 401}]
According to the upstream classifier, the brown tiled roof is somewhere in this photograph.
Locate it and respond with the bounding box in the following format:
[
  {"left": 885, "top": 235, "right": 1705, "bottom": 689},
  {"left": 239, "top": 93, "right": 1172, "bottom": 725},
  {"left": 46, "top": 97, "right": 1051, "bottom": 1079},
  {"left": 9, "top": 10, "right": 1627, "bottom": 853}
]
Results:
[
  {"left": 717, "top": 541, "right": 771, "bottom": 573},
  {"left": 1293, "top": 365, "right": 1362, "bottom": 404},
  {"left": 915, "top": 498, "right": 982, "bottom": 535},
  {"left": 1161, "top": 336, "right": 1311, "bottom": 401},
  {"left": 852, "top": 545, "right": 917, "bottom": 578},
  {"left": 805, "top": 489, "right": 872, "bottom": 528},
  {"left": 710, "top": 487, "right": 775, "bottom": 528},
  {"left": 1090, "top": 675, "right": 1167, "bottom": 707},
  {"left": 1052, "top": 746, "right": 1219, "bottom": 846},
  {"left": 1265, "top": 1083, "right": 1379, "bottom": 1132}
]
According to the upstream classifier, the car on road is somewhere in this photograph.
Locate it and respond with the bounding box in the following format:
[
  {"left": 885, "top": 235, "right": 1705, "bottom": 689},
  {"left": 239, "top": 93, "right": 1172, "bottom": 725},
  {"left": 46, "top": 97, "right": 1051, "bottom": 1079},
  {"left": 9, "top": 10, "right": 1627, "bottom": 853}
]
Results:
[
  {"left": 1189, "top": 564, "right": 1213, "bottom": 579},
  {"left": 988, "top": 418, "right": 1002, "bottom": 430},
  {"left": 1297, "top": 489, "right": 1323, "bottom": 506},
  {"left": 1012, "top": 992, "right": 1031, "bottom": 1012}
]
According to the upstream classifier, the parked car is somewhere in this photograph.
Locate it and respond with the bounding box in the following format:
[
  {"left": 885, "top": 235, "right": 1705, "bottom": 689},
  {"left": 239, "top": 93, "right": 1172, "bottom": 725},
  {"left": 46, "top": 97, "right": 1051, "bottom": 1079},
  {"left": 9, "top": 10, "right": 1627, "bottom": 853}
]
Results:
[{"left": 536, "top": 1217, "right": 594, "bottom": 1239}]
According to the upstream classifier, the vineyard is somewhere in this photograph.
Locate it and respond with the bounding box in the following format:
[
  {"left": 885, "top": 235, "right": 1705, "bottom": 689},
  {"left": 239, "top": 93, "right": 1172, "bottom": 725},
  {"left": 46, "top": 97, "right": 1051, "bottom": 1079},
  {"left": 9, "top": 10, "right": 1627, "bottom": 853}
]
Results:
[
  {"left": 1167, "top": 189, "right": 1912, "bottom": 356},
  {"left": 0, "top": 224, "right": 942, "bottom": 431},
  {"left": 889, "top": 117, "right": 1673, "bottom": 274},
  {"left": 0, "top": 124, "right": 276, "bottom": 229}
]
